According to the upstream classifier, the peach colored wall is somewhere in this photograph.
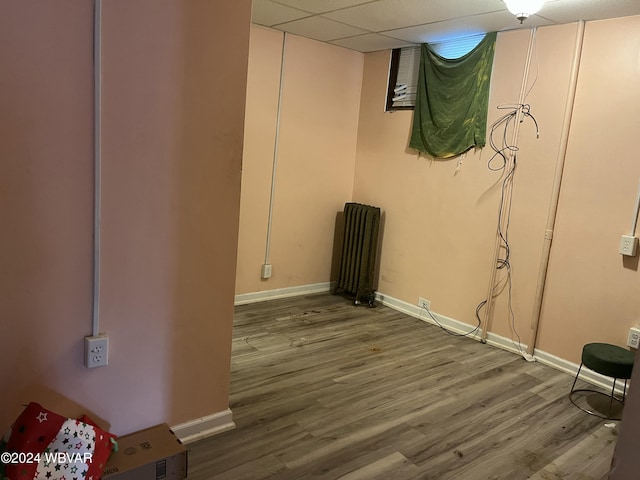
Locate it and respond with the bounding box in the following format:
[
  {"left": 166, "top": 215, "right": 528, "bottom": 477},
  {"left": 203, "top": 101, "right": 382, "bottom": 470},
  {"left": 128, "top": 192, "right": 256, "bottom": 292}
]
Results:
[
  {"left": 0, "top": 0, "right": 251, "bottom": 435},
  {"left": 236, "top": 25, "right": 284, "bottom": 293},
  {"left": 239, "top": 17, "right": 639, "bottom": 366},
  {"left": 235, "top": 26, "right": 363, "bottom": 295},
  {"left": 353, "top": 17, "right": 640, "bottom": 363},
  {"left": 0, "top": 0, "right": 95, "bottom": 426},
  {"left": 537, "top": 15, "right": 640, "bottom": 362},
  {"left": 352, "top": 24, "right": 580, "bottom": 348}
]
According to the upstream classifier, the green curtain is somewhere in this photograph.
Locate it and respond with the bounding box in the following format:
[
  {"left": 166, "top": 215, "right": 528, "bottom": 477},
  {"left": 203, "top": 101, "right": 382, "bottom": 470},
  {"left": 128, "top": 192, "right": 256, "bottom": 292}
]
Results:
[{"left": 409, "top": 32, "right": 497, "bottom": 159}]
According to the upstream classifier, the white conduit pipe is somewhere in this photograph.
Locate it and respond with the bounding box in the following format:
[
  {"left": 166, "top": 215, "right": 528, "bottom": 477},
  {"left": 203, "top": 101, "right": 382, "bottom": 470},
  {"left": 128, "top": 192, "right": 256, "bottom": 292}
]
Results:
[
  {"left": 264, "top": 32, "right": 287, "bottom": 266},
  {"left": 92, "top": 0, "right": 102, "bottom": 337},
  {"left": 481, "top": 27, "right": 537, "bottom": 343},
  {"left": 527, "top": 21, "right": 585, "bottom": 355},
  {"left": 629, "top": 178, "right": 640, "bottom": 236}
]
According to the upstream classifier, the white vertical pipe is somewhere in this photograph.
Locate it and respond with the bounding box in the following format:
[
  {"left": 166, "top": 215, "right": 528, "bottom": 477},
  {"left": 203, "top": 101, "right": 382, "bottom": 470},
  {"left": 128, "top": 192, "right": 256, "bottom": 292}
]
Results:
[
  {"left": 92, "top": 0, "right": 102, "bottom": 337},
  {"left": 481, "top": 28, "right": 537, "bottom": 343},
  {"left": 264, "top": 32, "right": 287, "bottom": 266},
  {"left": 630, "top": 178, "right": 640, "bottom": 235},
  {"left": 527, "top": 21, "right": 585, "bottom": 355}
]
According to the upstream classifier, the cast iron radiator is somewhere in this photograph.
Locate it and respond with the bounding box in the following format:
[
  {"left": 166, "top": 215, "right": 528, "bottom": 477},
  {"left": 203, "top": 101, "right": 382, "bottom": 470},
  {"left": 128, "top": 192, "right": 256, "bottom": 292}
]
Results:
[{"left": 333, "top": 202, "right": 381, "bottom": 306}]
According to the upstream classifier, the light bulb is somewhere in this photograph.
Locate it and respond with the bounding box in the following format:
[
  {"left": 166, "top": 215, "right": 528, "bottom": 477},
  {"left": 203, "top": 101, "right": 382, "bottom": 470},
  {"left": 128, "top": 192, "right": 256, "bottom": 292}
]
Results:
[{"left": 504, "top": 0, "right": 545, "bottom": 23}]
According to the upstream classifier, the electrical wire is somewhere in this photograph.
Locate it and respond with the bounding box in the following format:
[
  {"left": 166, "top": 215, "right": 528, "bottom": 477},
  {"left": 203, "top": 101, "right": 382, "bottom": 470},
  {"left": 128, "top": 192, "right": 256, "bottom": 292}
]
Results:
[
  {"left": 476, "top": 104, "right": 539, "bottom": 358},
  {"left": 421, "top": 105, "right": 538, "bottom": 345},
  {"left": 508, "top": 269, "right": 526, "bottom": 355},
  {"left": 487, "top": 104, "right": 539, "bottom": 171},
  {"left": 419, "top": 303, "right": 481, "bottom": 338}
]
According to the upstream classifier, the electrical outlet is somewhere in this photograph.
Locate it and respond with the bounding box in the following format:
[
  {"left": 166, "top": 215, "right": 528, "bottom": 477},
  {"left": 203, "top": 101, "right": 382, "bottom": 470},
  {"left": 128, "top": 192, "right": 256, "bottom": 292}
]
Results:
[
  {"left": 85, "top": 334, "right": 109, "bottom": 368},
  {"left": 619, "top": 235, "right": 638, "bottom": 256},
  {"left": 418, "top": 297, "right": 431, "bottom": 310},
  {"left": 627, "top": 327, "right": 640, "bottom": 349},
  {"left": 261, "top": 263, "right": 272, "bottom": 279}
]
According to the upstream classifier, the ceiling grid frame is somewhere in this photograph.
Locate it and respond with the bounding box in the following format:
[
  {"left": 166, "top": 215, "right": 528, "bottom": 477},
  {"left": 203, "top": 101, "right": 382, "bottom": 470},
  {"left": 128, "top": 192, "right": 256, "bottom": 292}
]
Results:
[{"left": 252, "top": 0, "right": 640, "bottom": 52}]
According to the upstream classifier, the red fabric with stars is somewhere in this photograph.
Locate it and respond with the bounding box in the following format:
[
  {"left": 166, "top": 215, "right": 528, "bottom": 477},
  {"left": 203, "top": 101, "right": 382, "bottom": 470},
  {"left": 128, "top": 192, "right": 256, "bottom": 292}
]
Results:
[{"left": 3, "top": 402, "right": 117, "bottom": 480}]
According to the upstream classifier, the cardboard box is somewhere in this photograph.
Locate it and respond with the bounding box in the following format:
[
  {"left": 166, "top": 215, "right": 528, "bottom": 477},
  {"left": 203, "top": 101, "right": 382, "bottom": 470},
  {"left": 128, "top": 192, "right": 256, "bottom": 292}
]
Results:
[{"left": 102, "top": 423, "right": 187, "bottom": 480}]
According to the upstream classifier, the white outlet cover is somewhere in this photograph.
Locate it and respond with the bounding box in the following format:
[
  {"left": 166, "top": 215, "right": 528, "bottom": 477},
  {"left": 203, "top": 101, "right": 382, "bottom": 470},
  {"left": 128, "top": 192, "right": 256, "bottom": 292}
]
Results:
[
  {"left": 619, "top": 235, "right": 638, "bottom": 256},
  {"left": 85, "top": 334, "right": 109, "bottom": 368},
  {"left": 418, "top": 297, "right": 431, "bottom": 309}
]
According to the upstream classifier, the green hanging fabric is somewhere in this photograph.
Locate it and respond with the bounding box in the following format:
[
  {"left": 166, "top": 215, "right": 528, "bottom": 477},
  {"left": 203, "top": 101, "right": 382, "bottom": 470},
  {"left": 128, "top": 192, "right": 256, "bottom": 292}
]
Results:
[{"left": 409, "top": 32, "right": 497, "bottom": 159}]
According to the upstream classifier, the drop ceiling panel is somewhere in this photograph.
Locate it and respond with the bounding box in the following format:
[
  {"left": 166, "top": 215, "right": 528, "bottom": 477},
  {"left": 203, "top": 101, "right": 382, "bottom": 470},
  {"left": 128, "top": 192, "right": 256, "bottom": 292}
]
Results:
[
  {"left": 252, "top": 0, "right": 312, "bottom": 26},
  {"left": 330, "top": 33, "right": 416, "bottom": 52},
  {"left": 386, "top": 11, "right": 552, "bottom": 44},
  {"left": 272, "top": 0, "right": 377, "bottom": 14},
  {"left": 277, "top": 16, "right": 370, "bottom": 41},
  {"left": 252, "top": 0, "right": 640, "bottom": 53},
  {"left": 537, "top": 0, "right": 640, "bottom": 23},
  {"left": 322, "top": 0, "right": 507, "bottom": 32}
]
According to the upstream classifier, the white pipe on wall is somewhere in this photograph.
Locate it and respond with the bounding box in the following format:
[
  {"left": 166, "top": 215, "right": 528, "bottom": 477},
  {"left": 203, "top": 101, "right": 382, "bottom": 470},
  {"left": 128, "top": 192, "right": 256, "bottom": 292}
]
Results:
[
  {"left": 527, "top": 21, "right": 585, "bottom": 355},
  {"left": 92, "top": 0, "right": 102, "bottom": 337},
  {"left": 264, "top": 32, "right": 287, "bottom": 267},
  {"left": 629, "top": 178, "right": 640, "bottom": 236},
  {"left": 481, "top": 28, "right": 537, "bottom": 344}
]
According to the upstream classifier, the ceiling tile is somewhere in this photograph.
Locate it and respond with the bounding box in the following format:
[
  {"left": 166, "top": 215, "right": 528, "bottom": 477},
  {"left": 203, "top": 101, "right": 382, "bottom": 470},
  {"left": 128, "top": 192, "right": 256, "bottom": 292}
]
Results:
[
  {"left": 277, "top": 16, "right": 371, "bottom": 41},
  {"left": 272, "top": 0, "right": 379, "bottom": 14},
  {"left": 385, "top": 11, "right": 554, "bottom": 44},
  {"left": 322, "top": 0, "right": 507, "bottom": 32},
  {"left": 330, "top": 33, "right": 416, "bottom": 52},
  {"left": 536, "top": 0, "right": 640, "bottom": 23},
  {"left": 252, "top": 0, "right": 312, "bottom": 26},
  {"left": 254, "top": 0, "right": 640, "bottom": 53}
]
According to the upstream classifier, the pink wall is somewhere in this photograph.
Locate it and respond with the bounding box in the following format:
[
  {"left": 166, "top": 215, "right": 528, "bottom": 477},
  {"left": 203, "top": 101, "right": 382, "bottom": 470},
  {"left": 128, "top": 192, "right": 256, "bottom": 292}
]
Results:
[
  {"left": 239, "top": 16, "right": 639, "bottom": 367},
  {"left": 0, "top": 0, "right": 251, "bottom": 435},
  {"left": 236, "top": 26, "right": 285, "bottom": 293},
  {"left": 0, "top": 0, "right": 96, "bottom": 427},
  {"left": 235, "top": 26, "right": 364, "bottom": 295},
  {"left": 352, "top": 17, "right": 640, "bottom": 363},
  {"left": 352, "top": 25, "right": 579, "bottom": 346},
  {"left": 537, "top": 15, "right": 640, "bottom": 361}
]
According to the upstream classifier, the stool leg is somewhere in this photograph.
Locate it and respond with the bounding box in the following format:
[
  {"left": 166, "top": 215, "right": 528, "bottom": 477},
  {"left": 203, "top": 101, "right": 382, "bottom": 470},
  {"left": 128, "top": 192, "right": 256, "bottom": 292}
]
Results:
[
  {"left": 571, "top": 363, "right": 583, "bottom": 393},
  {"left": 623, "top": 379, "right": 628, "bottom": 403},
  {"left": 608, "top": 378, "right": 617, "bottom": 419}
]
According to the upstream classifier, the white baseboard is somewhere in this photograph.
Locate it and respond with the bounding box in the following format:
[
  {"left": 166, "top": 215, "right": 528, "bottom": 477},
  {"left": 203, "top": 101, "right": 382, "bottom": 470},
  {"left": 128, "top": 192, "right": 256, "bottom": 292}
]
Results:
[
  {"left": 173, "top": 283, "right": 333, "bottom": 444},
  {"left": 374, "top": 292, "right": 528, "bottom": 355},
  {"left": 533, "top": 349, "right": 628, "bottom": 396},
  {"left": 171, "top": 408, "right": 235, "bottom": 444},
  {"left": 375, "top": 291, "right": 629, "bottom": 396},
  {"left": 234, "top": 282, "right": 332, "bottom": 305}
]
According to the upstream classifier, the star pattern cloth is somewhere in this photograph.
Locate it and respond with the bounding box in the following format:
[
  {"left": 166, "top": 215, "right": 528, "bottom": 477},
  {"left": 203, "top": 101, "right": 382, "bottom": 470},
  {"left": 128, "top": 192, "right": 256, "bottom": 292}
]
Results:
[
  {"left": 2, "top": 403, "right": 117, "bottom": 480},
  {"left": 33, "top": 419, "right": 95, "bottom": 480}
]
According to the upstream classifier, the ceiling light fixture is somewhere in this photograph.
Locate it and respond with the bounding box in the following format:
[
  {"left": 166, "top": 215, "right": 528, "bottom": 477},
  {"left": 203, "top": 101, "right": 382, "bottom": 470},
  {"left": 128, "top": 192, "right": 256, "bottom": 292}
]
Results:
[{"left": 503, "top": 0, "right": 545, "bottom": 23}]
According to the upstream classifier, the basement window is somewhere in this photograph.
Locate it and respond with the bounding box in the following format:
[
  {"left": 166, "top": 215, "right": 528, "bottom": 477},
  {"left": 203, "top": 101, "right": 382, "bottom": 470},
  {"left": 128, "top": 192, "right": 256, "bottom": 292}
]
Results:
[
  {"left": 386, "top": 46, "right": 420, "bottom": 111},
  {"left": 385, "top": 34, "right": 487, "bottom": 111}
]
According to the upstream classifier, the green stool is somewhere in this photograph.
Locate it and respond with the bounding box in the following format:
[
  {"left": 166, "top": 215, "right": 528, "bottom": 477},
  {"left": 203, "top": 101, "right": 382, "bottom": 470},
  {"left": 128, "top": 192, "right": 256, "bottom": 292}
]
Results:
[{"left": 569, "top": 343, "right": 635, "bottom": 420}]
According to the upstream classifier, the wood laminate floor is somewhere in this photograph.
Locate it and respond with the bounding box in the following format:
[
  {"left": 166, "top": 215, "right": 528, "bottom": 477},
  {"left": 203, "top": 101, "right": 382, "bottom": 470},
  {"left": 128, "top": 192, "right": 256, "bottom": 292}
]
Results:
[{"left": 188, "top": 294, "right": 618, "bottom": 479}]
